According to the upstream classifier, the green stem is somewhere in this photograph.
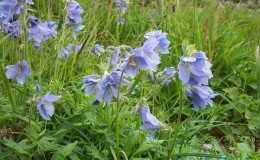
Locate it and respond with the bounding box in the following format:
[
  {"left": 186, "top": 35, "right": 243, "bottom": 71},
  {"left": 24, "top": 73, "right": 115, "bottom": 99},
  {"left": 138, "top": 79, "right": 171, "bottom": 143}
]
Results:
[
  {"left": 167, "top": 83, "right": 183, "bottom": 159},
  {"left": 116, "top": 71, "right": 124, "bottom": 159},
  {"left": 0, "top": 65, "right": 16, "bottom": 112}
]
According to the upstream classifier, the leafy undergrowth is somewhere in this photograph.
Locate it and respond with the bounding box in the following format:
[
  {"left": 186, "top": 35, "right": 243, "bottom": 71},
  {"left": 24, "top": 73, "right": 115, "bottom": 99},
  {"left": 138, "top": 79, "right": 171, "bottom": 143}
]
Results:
[{"left": 0, "top": 0, "right": 259, "bottom": 159}]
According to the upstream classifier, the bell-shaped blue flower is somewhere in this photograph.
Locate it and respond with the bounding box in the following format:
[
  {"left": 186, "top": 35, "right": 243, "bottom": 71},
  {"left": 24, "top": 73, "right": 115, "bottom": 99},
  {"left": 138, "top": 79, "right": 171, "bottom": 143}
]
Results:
[
  {"left": 186, "top": 85, "right": 217, "bottom": 111},
  {"left": 120, "top": 49, "right": 151, "bottom": 78},
  {"left": 66, "top": 0, "right": 84, "bottom": 25},
  {"left": 5, "top": 60, "right": 31, "bottom": 85},
  {"left": 4, "top": 20, "right": 23, "bottom": 38},
  {"left": 37, "top": 93, "right": 61, "bottom": 120},
  {"left": 27, "top": 16, "right": 57, "bottom": 49},
  {"left": 97, "top": 71, "right": 119, "bottom": 104},
  {"left": 144, "top": 30, "right": 170, "bottom": 54},
  {"left": 140, "top": 106, "right": 163, "bottom": 131},
  {"left": 61, "top": 43, "right": 82, "bottom": 59},
  {"left": 159, "top": 67, "right": 176, "bottom": 85},
  {"left": 81, "top": 74, "right": 100, "bottom": 96},
  {"left": 90, "top": 44, "right": 105, "bottom": 56},
  {"left": 178, "top": 52, "right": 213, "bottom": 86}
]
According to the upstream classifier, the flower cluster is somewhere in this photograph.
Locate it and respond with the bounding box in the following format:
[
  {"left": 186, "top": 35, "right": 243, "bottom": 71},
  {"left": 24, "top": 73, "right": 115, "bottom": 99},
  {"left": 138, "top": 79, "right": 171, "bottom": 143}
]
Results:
[
  {"left": 114, "top": 0, "right": 128, "bottom": 25},
  {"left": 27, "top": 16, "right": 57, "bottom": 49},
  {"left": 0, "top": 0, "right": 34, "bottom": 38},
  {"left": 83, "top": 30, "right": 170, "bottom": 105},
  {"left": 3, "top": 20, "right": 23, "bottom": 38},
  {"left": 178, "top": 49, "right": 216, "bottom": 111},
  {"left": 66, "top": 0, "right": 84, "bottom": 39},
  {"left": 120, "top": 30, "right": 170, "bottom": 78},
  {"left": 81, "top": 71, "right": 128, "bottom": 105}
]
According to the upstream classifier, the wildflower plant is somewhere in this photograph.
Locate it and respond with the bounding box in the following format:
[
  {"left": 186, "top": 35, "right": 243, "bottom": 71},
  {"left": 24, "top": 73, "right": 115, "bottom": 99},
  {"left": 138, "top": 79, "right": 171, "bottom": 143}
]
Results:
[{"left": 2, "top": 0, "right": 250, "bottom": 159}]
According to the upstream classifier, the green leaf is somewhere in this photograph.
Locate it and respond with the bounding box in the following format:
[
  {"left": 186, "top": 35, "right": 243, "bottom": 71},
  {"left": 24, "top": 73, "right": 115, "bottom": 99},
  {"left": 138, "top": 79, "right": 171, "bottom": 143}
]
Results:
[
  {"left": 133, "top": 141, "right": 154, "bottom": 156},
  {"left": 123, "top": 130, "right": 139, "bottom": 154},
  {"left": 237, "top": 143, "right": 253, "bottom": 157},
  {"left": 2, "top": 138, "right": 35, "bottom": 155},
  {"left": 51, "top": 141, "right": 78, "bottom": 160}
]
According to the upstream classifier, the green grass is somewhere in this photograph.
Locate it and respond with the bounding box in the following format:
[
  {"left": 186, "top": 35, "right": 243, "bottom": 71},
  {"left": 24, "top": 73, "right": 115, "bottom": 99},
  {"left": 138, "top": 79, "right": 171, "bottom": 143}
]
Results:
[{"left": 0, "top": 0, "right": 259, "bottom": 159}]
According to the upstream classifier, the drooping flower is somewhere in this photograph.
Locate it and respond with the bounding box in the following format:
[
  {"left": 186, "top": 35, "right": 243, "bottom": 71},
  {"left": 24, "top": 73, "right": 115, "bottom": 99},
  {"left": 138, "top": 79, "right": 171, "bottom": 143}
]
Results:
[
  {"left": 66, "top": 0, "right": 84, "bottom": 39},
  {"left": 71, "top": 25, "right": 84, "bottom": 40},
  {"left": 61, "top": 48, "right": 69, "bottom": 59},
  {"left": 61, "top": 43, "right": 82, "bottom": 59},
  {"left": 158, "top": 67, "right": 176, "bottom": 85},
  {"left": 0, "top": 0, "right": 24, "bottom": 23},
  {"left": 117, "top": 18, "right": 124, "bottom": 25},
  {"left": 185, "top": 85, "right": 217, "bottom": 111},
  {"left": 90, "top": 44, "right": 105, "bottom": 56},
  {"left": 141, "top": 37, "right": 161, "bottom": 71},
  {"left": 146, "top": 133, "right": 156, "bottom": 141},
  {"left": 144, "top": 30, "right": 170, "bottom": 54},
  {"left": 27, "top": 16, "right": 57, "bottom": 49},
  {"left": 26, "top": 0, "right": 34, "bottom": 5},
  {"left": 140, "top": 106, "right": 163, "bottom": 131},
  {"left": 5, "top": 60, "right": 31, "bottom": 85},
  {"left": 0, "top": 0, "right": 34, "bottom": 24},
  {"left": 96, "top": 71, "right": 119, "bottom": 104},
  {"left": 107, "top": 46, "right": 121, "bottom": 71},
  {"left": 4, "top": 20, "right": 23, "bottom": 38},
  {"left": 120, "top": 7, "right": 127, "bottom": 14},
  {"left": 115, "top": 0, "right": 125, "bottom": 7},
  {"left": 81, "top": 74, "right": 100, "bottom": 96},
  {"left": 178, "top": 52, "right": 213, "bottom": 86},
  {"left": 66, "top": 0, "right": 84, "bottom": 25},
  {"left": 36, "top": 83, "right": 40, "bottom": 94},
  {"left": 37, "top": 93, "right": 61, "bottom": 120}
]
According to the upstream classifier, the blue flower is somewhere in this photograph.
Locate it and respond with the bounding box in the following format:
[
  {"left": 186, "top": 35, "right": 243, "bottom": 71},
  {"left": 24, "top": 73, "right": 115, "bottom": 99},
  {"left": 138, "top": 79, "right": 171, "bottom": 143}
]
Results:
[
  {"left": 117, "top": 18, "right": 124, "bottom": 25},
  {"left": 81, "top": 74, "right": 100, "bottom": 96},
  {"left": 144, "top": 30, "right": 170, "bottom": 54},
  {"left": 5, "top": 60, "right": 31, "bottom": 85},
  {"left": 4, "top": 20, "right": 23, "bottom": 38},
  {"left": 159, "top": 67, "right": 176, "bottom": 85},
  {"left": 120, "top": 7, "right": 127, "bottom": 14},
  {"left": 27, "top": 16, "right": 57, "bottom": 49},
  {"left": 66, "top": 0, "right": 84, "bottom": 25},
  {"left": 107, "top": 46, "right": 121, "bottom": 71},
  {"left": 115, "top": 0, "right": 125, "bottom": 7},
  {"left": 146, "top": 133, "right": 156, "bottom": 141},
  {"left": 140, "top": 106, "right": 162, "bottom": 131},
  {"left": 37, "top": 93, "right": 61, "bottom": 120},
  {"left": 178, "top": 52, "right": 213, "bottom": 86},
  {"left": 141, "top": 37, "right": 161, "bottom": 71},
  {"left": 61, "top": 43, "right": 82, "bottom": 58},
  {"left": 0, "top": 0, "right": 23, "bottom": 23},
  {"left": 36, "top": 83, "right": 40, "bottom": 94},
  {"left": 186, "top": 85, "right": 217, "bottom": 111},
  {"left": 71, "top": 25, "right": 84, "bottom": 40},
  {"left": 26, "top": 0, "right": 34, "bottom": 5},
  {"left": 120, "top": 49, "right": 151, "bottom": 78},
  {"left": 90, "top": 44, "right": 105, "bottom": 56},
  {"left": 96, "top": 71, "right": 119, "bottom": 104}
]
